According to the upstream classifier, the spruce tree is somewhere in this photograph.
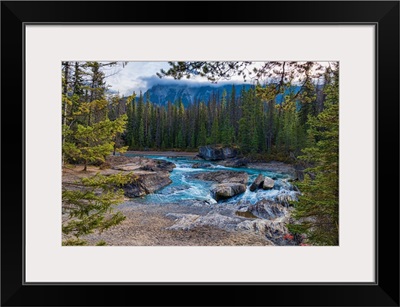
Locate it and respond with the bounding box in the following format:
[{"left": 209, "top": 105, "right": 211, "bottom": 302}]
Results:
[
  {"left": 288, "top": 64, "right": 339, "bottom": 245},
  {"left": 62, "top": 61, "right": 131, "bottom": 246},
  {"left": 62, "top": 172, "right": 133, "bottom": 245}
]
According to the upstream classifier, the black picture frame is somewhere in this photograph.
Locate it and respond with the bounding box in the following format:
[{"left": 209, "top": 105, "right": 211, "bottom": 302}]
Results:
[{"left": 1, "top": 1, "right": 399, "bottom": 306}]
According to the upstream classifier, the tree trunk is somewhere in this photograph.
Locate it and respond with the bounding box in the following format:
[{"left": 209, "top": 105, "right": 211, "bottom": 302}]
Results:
[{"left": 62, "top": 62, "right": 70, "bottom": 167}]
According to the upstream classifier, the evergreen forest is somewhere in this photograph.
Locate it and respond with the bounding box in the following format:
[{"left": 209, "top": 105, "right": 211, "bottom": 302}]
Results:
[{"left": 62, "top": 61, "right": 339, "bottom": 246}]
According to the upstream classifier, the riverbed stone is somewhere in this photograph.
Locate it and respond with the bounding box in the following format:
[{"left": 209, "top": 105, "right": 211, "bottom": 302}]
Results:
[
  {"left": 248, "top": 199, "right": 288, "bottom": 219},
  {"left": 236, "top": 219, "right": 289, "bottom": 245},
  {"left": 249, "top": 174, "right": 264, "bottom": 191},
  {"left": 198, "top": 145, "right": 238, "bottom": 161},
  {"left": 192, "top": 162, "right": 213, "bottom": 169},
  {"left": 262, "top": 176, "right": 275, "bottom": 189},
  {"left": 110, "top": 156, "right": 176, "bottom": 172},
  {"left": 190, "top": 170, "right": 248, "bottom": 184},
  {"left": 122, "top": 171, "right": 172, "bottom": 198},
  {"left": 210, "top": 183, "right": 246, "bottom": 201}
]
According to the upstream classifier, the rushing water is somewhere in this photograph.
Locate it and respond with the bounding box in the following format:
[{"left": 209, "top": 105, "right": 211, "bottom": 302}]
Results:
[{"left": 125, "top": 154, "right": 299, "bottom": 205}]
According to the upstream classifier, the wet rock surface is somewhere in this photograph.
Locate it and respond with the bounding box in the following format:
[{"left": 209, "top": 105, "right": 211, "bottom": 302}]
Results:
[
  {"left": 210, "top": 183, "right": 247, "bottom": 201},
  {"left": 107, "top": 156, "right": 175, "bottom": 197},
  {"left": 198, "top": 145, "right": 238, "bottom": 161},
  {"left": 66, "top": 154, "right": 301, "bottom": 246},
  {"left": 189, "top": 170, "right": 248, "bottom": 184},
  {"left": 192, "top": 162, "right": 213, "bottom": 169},
  {"left": 122, "top": 171, "right": 173, "bottom": 198},
  {"left": 109, "top": 156, "right": 176, "bottom": 172},
  {"left": 263, "top": 176, "right": 275, "bottom": 189},
  {"left": 249, "top": 174, "right": 264, "bottom": 191},
  {"left": 63, "top": 156, "right": 176, "bottom": 199}
]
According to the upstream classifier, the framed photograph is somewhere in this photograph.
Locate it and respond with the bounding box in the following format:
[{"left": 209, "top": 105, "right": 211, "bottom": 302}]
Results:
[{"left": 1, "top": 1, "right": 399, "bottom": 306}]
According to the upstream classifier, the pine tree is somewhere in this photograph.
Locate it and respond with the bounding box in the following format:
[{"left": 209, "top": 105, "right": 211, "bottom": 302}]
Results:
[
  {"left": 125, "top": 92, "right": 136, "bottom": 148},
  {"left": 63, "top": 115, "right": 127, "bottom": 171},
  {"left": 210, "top": 116, "right": 220, "bottom": 145},
  {"left": 62, "top": 172, "right": 134, "bottom": 245},
  {"left": 62, "top": 61, "right": 131, "bottom": 246},
  {"left": 288, "top": 64, "right": 339, "bottom": 245}
]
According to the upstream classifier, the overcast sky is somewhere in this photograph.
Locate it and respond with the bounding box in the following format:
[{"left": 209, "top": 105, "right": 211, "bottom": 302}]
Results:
[
  {"left": 104, "top": 62, "right": 169, "bottom": 96},
  {"left": 104, "top": 62, "right": 258, "bottom": 96},
  {"left": 103, "top": 61, "right": 332, "bottom": 96}
]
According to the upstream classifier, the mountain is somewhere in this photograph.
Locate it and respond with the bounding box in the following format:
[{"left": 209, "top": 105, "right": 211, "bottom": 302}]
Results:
[{"left": 144, "top": 83, "right": 253, "bottom": 106}]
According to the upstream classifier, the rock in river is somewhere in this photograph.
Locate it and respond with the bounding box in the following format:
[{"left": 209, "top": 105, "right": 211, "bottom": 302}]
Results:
[
  {"left": 112, "top": 157, "right": 175, "bottom": 172},
  {"left": 263, "top": 176, "right": 275, "bottom": 189},
  {"left": 249, "top": 174, "right": 264, "bottom": 191},
  {"left": 210, "top": 183, "right": 247, "bottom": 201},
  {"left": 123, "top": 170, "right": 172, "bottom": 198},
  {"left": 190, "top": 170, "right": 248, "bottom": 184},
  {"left": 198, "top": 145, "right": 238, "bottom": 161},
  {"left": 192, "top": 162, "right": 213, "bottom": 169},
  {"left": 104, "top": 156, "right": 176, "bottom": 198}
]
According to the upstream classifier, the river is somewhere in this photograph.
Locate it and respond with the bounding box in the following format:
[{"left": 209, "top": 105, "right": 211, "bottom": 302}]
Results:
[{"left": 124, "top": 154, "right": 299, "bottom": 206}]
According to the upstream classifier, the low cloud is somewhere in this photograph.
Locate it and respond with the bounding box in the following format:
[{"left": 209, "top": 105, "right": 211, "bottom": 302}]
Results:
[
  {"left": 140, "top": 75, "right": 251, "bottom": 91},
  {"left": 106, "top": 61, "right": 267, "bottom": 96}
]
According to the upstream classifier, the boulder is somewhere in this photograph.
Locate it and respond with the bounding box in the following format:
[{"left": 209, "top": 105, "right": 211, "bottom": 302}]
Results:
[
  {"left": 249, "top": 174, "right": 264, "bottom": 191},
  {"left": 190, "top": 170, "right": 248, "bottom": 184},
  {"left": 111, "top": 156, "right": 176, "bottom": 172},
  {"left": 262, "top": 176, "right": 275, "bottom": 189},
  {"left": 198, "top": 145, "right": 238, "bottom": 161},
  {"left": 248, "top": 199, "right": 288, "bottom": 220},
  {"left": 236, "top": 219, "right": 290, "bottom": 245},
  {"left": 192, "top": 162, "right": 213, "bottom": 169},
  {"left": 139, "top": 159, "right": 176, "bottom": 172},
  {"left": 217, "top": 158, "right": 248, "bottom": 167},
  {"left": 210, "top": 183, "right": 246, "bottom": 201},
  {"left": 122, "top": 171, "right": 172, "bottom": 198},
  {"left": 275, "top": 190, "right": 298, "bottom": 207}
]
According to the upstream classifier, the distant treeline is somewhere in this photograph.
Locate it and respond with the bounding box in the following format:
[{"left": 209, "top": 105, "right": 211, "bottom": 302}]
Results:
[{"left": 123, "top": 82, "right": 326, "bottom": 157}]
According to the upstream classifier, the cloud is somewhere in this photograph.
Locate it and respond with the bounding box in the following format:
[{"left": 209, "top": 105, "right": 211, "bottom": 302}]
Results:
[
  {"left": 105, "top": 62, "right": 254, "bottom": 96},
  {"left": 105, "top": 62, "right": 170, "bottom": 96},
  {"left": 139, "top": 75, "right": 250, "bottom": 90},
  {"left": 105, "top": 61, "right": 335, "bottom": 96}
]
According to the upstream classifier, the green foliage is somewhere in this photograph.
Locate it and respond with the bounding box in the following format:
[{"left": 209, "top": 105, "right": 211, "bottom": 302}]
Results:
[
  {"left": 62, "top": 172, "right": 134, "bottom": 245},
  {"left": 62, "top": 238, "right": 87, "bottom": 246},
  {"left": 63, "top": 115, "right": 127, "bottom": 168},
  {"left": 123, "top": 82, "right": 327, "bottom": 158},
  {"left": 157, "top": 60, "right": 339, "bottom": 246},
  {"left": 96, "top": 240, "right": 107, "bottom": 246},
  {"left": 288, "top": 65, "right": 339, "bottom": 246},
  {"left": 62, "top": 61, "right": 131, "bottom": 246}
]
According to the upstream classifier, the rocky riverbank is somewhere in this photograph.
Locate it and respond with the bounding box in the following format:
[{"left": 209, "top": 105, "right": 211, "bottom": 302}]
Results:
[
  {"left": 63, "top": 151, "right": 302, "bottom": 246},
  {"left": 62, "top": 155, "right": 176, "bottom": 198},
  {"left": 79, "top": 200, "right": 296, "bottom": 246}
]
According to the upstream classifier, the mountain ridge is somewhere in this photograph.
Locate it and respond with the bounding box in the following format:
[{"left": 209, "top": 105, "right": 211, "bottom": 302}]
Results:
[{"left": 143, "top": 83, "right": 253, "bottom": 106}]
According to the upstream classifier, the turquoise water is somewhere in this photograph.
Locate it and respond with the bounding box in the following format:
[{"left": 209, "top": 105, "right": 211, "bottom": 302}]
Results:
[{"left": 125, "top": 154, "right": 298, "bottom": 205}]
